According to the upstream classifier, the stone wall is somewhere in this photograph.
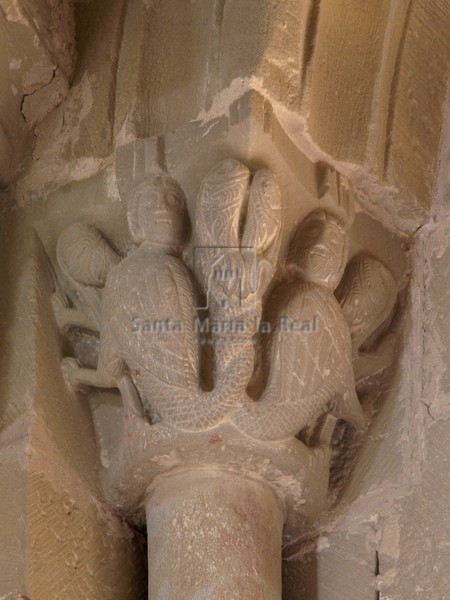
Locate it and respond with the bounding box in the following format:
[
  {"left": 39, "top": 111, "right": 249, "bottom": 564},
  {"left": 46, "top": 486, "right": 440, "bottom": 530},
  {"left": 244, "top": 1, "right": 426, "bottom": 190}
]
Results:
[{"left": 0, "top": 1, "right": 448, "bottom": 598}]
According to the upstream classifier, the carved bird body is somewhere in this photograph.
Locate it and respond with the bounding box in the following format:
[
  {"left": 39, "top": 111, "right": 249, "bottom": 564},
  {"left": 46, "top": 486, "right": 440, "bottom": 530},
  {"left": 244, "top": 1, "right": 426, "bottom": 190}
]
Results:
[
  {"left": 100, "top": 244, "right": 252, "bottom": 430},
  {"left": 231, "top": 278, "right": 366, "bottom": 441}
]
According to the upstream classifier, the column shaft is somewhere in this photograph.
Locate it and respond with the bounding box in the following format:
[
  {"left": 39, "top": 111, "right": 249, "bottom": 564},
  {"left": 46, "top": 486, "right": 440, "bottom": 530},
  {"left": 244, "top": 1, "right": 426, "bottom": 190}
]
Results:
[{"left": 146, "top": 469, "right": 283, "bottom": 600}]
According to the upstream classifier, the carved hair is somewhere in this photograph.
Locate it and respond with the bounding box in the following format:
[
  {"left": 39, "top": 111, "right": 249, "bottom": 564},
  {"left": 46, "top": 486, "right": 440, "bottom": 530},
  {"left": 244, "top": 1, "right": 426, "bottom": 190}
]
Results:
[{"left": 287, "top": 210, "right": 349, "bottom": 289}]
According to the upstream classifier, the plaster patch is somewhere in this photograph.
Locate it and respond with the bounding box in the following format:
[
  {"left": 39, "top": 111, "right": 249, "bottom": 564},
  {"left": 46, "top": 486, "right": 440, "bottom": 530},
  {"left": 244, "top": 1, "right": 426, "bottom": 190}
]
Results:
[
  {"left": 194, "top": 77, "right": 252, "bottom": 124},
  {"left": 2, "top": 2, "right": 28, "bottom": 25}
]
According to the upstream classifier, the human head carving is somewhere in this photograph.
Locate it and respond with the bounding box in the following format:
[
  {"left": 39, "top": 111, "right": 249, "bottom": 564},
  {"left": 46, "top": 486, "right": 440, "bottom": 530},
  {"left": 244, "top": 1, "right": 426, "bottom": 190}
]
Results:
[
  {"left": 287, "top": 210, "right": 349, "bottom": 290},
  {"left": 127, "top": 174, "right": 189, "bottom": 249}
]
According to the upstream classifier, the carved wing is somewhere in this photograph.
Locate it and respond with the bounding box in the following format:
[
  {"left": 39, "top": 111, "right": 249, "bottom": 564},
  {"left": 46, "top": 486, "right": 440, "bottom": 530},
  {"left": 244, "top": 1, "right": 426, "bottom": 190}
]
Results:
[
  {"left": 102, "top": 251, "right": 200, "bottom": 393},
  {"left": 195, "top": 160, "right": 283, "bottom": 381},
  {"left": 195, "top": 158, "right": 250, "bottom": 247},
  {"left": 242, "top": 168, "right": 283, "bottom": 267},
  {"left": 335, "top": 255, "right": 397, "bottom": 379},
  {"left": 55, "top": 222, "right": 121, "bottom": 330}
]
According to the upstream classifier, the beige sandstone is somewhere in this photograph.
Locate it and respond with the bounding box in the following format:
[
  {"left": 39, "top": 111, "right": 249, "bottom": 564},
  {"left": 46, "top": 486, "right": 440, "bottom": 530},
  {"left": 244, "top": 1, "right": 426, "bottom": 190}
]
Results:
[{"left": 0, "top": 1, "right": 448, "bottom": 599}]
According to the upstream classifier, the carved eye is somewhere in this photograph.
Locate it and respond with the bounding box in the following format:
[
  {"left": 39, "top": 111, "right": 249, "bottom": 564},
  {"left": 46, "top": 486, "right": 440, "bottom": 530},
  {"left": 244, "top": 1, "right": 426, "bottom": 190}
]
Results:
[
  {"left": 306, "top": 224, "right": 322, "bottom": 238},
  {"left": 166, "top": 193, "right": 179, "bottom": 207},
  {"left": 165, "top": 192, "right": 183, "bottom": 213}
]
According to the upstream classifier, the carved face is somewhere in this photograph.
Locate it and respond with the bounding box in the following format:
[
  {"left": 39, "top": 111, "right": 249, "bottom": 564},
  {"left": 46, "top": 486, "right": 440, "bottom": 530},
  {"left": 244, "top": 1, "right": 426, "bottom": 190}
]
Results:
[
  {"left": 127, "top": 175, "right": 188, "bottom": 247},
  {"left": 289, "top": 211, "right": 348, "bottom": 289}
]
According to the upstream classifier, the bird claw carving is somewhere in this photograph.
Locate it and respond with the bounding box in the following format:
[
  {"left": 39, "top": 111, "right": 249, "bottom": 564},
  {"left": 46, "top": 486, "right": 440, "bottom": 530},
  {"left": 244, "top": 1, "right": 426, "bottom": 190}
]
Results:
[
  {"left": 61, "top": 357, "right": 84, "bottom": 390},
  {"left": 52, "top": 292, "right": 97, "bottom": 332}
]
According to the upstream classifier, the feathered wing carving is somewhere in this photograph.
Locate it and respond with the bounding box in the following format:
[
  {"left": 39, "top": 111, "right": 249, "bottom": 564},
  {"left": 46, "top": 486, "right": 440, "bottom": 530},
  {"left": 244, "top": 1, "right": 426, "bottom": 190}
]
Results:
[
  {"left": 196, "top": 159, "right": 250, "bottom": 246},
  {"left": 101, "top": 251, "right": 199, "bottom": 392},
  {"left": 100, "top": 249, "right": 253, "bottom": 431},
  {"left": 54, "top": 222, "right": 121, "bottom": 331},
  {"left": 242, "top": 168, "right": 283, "bottom": 267},
  {"left": 231, "top": 282, "right": 366, "bottom": 441},
  {"left": 195, "top": 160, "right": 283, "bottom": 382},
  {"left": 195, "top": 158, "right": 251, "bottom": 293},
  {"left": 335, "top": 256, "right": 397, "bottom": 380}
]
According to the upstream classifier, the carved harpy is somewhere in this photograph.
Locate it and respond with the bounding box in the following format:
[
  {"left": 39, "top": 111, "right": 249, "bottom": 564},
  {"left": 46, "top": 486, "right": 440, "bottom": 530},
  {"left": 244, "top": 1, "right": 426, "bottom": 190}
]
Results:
[
  {"left": 55, "top": 165, "right": 281, "bottom": 432},
  {"left": 231, "top": 210, "right": 366, "bottom": 441},
  {"left": 48, "top": 157, "right": 401, "bottom": 600},
  {"left": 232, "top": 282, "right": 365, "bottom": 440}
]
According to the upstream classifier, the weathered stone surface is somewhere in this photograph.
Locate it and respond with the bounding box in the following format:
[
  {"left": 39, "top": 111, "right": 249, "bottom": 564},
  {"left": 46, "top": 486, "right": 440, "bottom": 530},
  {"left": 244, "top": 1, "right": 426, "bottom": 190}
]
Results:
[
  {"left": 308, "top": 0, "right": 391, "bottom": 163},
  {"left": 384, "top": 0, "right": 450, "bottom": 209},
  {"left": 146, "top": 471, "right": 283, "bottom": 600},
  {"left": 284, "top": 101, "right": 450, "bottom": 600},
  {"left": 0, "top": 0, "right": 75, "bottom": 184},
  {"left": 0, "top": 216, "right": 146, "bottom": 599},
  {"left": 0, "top": 1, "right": 448, "bottom": 598}
]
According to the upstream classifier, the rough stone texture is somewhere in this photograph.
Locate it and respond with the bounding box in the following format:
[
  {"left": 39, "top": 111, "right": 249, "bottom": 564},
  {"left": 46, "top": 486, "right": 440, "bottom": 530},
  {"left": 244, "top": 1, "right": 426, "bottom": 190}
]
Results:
[
  {"left": 0, "top": 0, "right": 75, "bottom": 184},
  {"left": 384, "top": 0, "right": 450, "bottom": 209},
  {"left": 0, "top": 1, "right": 448, "bottom": 598},
  {"left": 0, "top": 212, "right": 146, "bottom": 599},
  {"left": 308, "top": 0, "right": 391, "bottom": 163},
  {"left": 146, "top": 471, "right": 283, "bottom": 600},
  {"left": 284, "top": 100, "right": 450, "bottom": 600}
]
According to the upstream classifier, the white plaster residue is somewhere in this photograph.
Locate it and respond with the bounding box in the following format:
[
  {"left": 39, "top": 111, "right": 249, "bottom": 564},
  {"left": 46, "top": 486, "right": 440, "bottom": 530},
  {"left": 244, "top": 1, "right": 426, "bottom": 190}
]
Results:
[
  {"left": 2, "top": 0, "right": 28, "bottom": 25},
  {"left": 68, "top": 156, "right": 113, "bottom": 182},
  {"left": 100, "top": 448, "right": 111, "bottom": 469},
  {"left": 10, "top": 58, "right": 22, "bottom": 70},
  {"left": 316, "top": 535, "right": 330, "bottom": 551},
  {"left": 193, "top": 76, "right": 251, "bottom": 124},
  {"left": 377, "top": 567, "right": 397, "bottom": 590},
  {"left": 379, "top": 514, "right": 401, "bottom": 560},
  {"left": 335, "top": 481, "right": 407, "bottom": 536},
  {"left": 104, "top": 165, "right": 120, "bottom": 201},
  {"left": 201, "top": 118, "right": 221, "bottom": 138},
  {"left": 116, "top": 109, "right": 139, "bottom": 148}
]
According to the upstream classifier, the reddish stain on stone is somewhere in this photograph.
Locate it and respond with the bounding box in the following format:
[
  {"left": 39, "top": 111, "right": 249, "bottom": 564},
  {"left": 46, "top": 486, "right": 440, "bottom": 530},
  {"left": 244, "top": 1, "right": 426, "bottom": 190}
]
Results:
[
  {"left": 209, "top": 433, "right": 223, "bottom": 444},
  {"left": 135, "top": 368, "right": 141, "bottom": 376}
]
